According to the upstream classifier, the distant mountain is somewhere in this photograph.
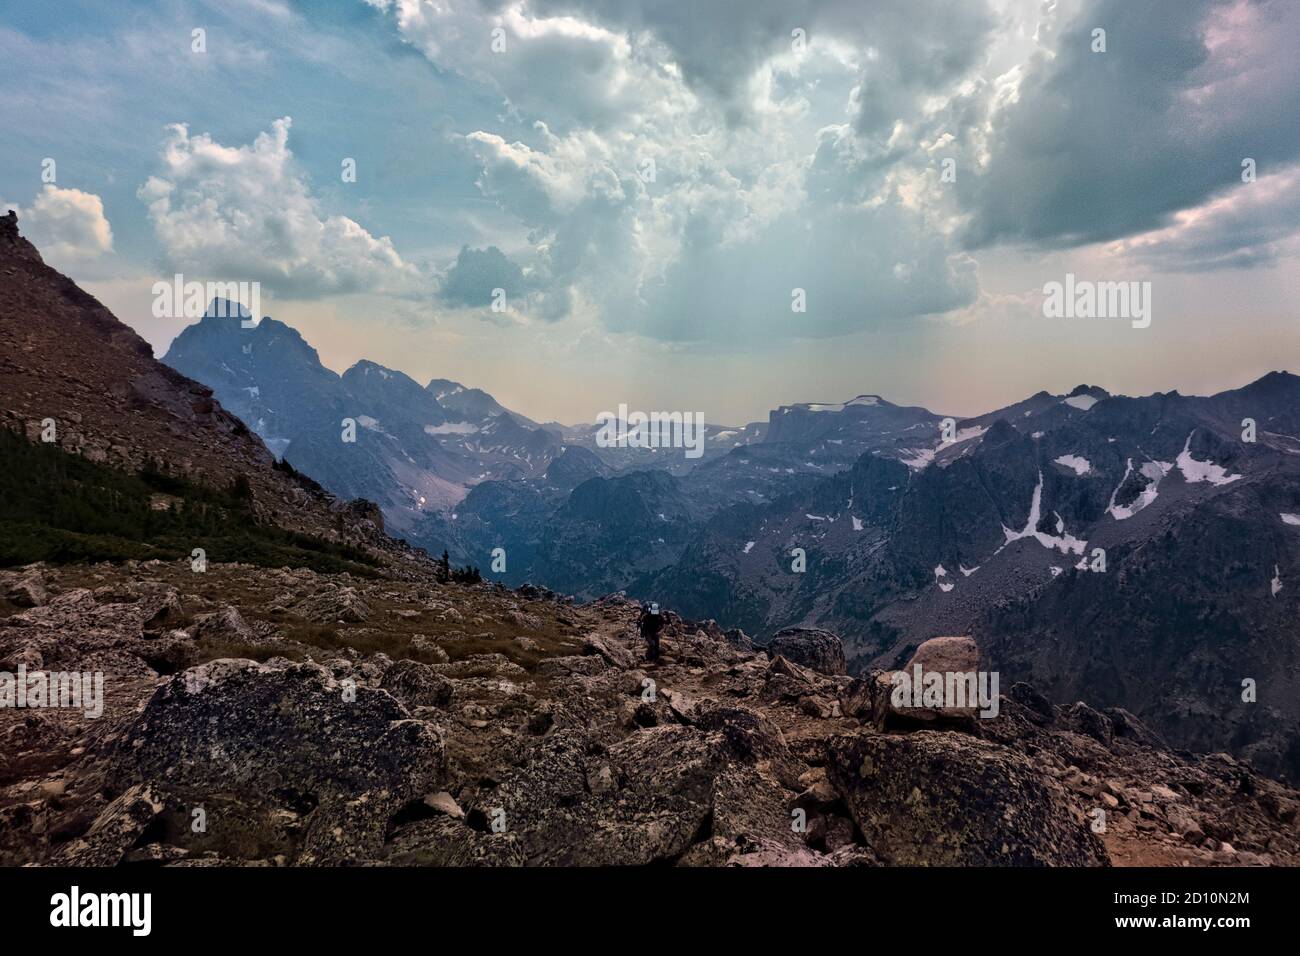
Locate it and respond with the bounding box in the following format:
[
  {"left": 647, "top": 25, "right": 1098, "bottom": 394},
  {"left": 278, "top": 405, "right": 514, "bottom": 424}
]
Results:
[
  {"left": 163, "top": 307, "right": 563, "bottom": 535},
  {"left": 150, "top": 259, "right": 1300, "bottom": 782},
  {"left": 163, "top": 308, "right": 761, "bottom": 540},
  {"left": 648, "top": 376, "right": 1300, "bottom": 781},
  {"left": 416, "top": 366, "right": 1300, "bottom": 782}
]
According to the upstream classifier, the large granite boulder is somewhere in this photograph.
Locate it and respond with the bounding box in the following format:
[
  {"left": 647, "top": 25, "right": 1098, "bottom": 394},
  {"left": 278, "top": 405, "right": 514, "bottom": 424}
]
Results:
[
  {"left": 826, "top": 730, "right": 1108, "bottom": 866},
  {"left": 109, "top": 658, "right": 446, "bottom": 864}
]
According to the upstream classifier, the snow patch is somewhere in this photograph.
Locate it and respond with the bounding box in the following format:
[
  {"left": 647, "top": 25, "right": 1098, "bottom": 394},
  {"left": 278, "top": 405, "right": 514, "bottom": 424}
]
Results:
[
  {"left": 1107, "top": 458, "right": 1172, "bottom": 520},
  {"left": 1064, "top": 394, "right": 1098, "bottom": 411},
  {"left": 1054, "top": 454, "right": 1091, "bottom": 476},
  {"left": 425, "top": 422, "right": 480, "bottom": 436},
  {"left": 901, "top": 447, "right": 936, "bottom": 470},
  {"left": 1272, "top": 565, "right": 1283, "bottom": 597},
  {"left": 802, "top": 396, "right": 880, "bottom": 412},
  {"left": 742, "top": 541, "right": 755, "bottom": 554},
  {"left": 1282, "top": 513, "right": 1300, "bottom": 526},
  {"left": 1175, "top": 431, "right": 1241, "bottom": 486},
  {"left": 901, "top": 426, "right": 987, "bottom": 471},
  {"left": 934, "top": 565, "right": 954, "bottom": 592},
  {"left": 851, "top": 515, "right": 863, "bottom": 532},
  {"left": 1002, "top": 471, "right": 1087, "bottom": 555}
]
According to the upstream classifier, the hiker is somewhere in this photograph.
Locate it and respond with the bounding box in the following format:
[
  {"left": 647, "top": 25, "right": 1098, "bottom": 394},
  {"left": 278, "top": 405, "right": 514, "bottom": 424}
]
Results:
[{"left": 639, "top": 601, "right": 665, "bottom": 662}]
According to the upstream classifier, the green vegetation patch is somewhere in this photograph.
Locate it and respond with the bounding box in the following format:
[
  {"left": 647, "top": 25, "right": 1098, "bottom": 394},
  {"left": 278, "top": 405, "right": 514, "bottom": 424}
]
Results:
[{"left": 0, "top": 428, "right": 379, "bottom": 576}]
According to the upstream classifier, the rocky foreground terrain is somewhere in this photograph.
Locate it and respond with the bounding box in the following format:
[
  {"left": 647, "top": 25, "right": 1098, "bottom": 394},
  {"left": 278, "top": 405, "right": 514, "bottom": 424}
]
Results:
[{"left": 3, "top": 560, "right": 1297, "bottom": 867}]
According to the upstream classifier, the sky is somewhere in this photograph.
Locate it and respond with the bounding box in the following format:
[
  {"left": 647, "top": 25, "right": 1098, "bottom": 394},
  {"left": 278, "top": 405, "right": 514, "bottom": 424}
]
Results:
[{"left": 1, "top": 0, "right": 1298, "bottom": 426}]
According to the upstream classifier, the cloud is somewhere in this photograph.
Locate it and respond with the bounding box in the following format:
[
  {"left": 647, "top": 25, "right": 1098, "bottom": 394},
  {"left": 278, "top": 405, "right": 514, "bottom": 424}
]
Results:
[
  {"left": 4, "top": 185, "right": 114, "bottom": 263},
  {"left": 529, "top": 0, "right": 995, "bottom": 129},
  {"left": 960, "top": 0, "right": 1300, "bottom": 248},
  {"left": 365, "top": 0, "right": 1300, "bottom": 344},
  {"left": 632, "top": 196, "right": 979, "bottom": 342},
  {"left": 137, "top": 116, "right": 423, "bottom": 298},
  {"left": 1110, "top": 164, "right": 1300, "bottom": 271},
  {"left": 367, "top": 0, "right": 994, "bottom": 341},
  {"left": 439, "top": 245, "right": 531, "bottom": 306},
  {"left": 363, "top": 0, "right": 686, "bottom": 133}
]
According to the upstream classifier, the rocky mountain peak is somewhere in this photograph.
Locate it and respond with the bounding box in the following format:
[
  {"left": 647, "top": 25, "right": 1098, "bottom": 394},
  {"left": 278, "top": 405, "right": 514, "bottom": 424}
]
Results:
[{"left": 1, "top": 209, "right": 43, "bottom": 264}]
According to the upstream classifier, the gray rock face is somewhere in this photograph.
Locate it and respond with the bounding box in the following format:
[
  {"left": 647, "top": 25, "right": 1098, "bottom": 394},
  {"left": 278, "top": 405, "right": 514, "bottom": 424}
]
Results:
[
  {"left": 766, "top": 627, "right": 846, "bottom": 676},
  {"left": 111, "top": 659, "right": 447, "bottom": 864},
  {"left": 826, "top": 731, "right": 1108, "bottom": 866},
  {"left": 496, "top": 725, "right": 721, "bottom": 866}
]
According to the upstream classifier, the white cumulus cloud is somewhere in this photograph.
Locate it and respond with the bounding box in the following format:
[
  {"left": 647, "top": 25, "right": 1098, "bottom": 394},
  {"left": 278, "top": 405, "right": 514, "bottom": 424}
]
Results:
[
  {"left": 137, "top": 116, "right": 423, "bottom": 299},
  {"left": 4, "top": 185, "right": 114, "bottom": 264}
]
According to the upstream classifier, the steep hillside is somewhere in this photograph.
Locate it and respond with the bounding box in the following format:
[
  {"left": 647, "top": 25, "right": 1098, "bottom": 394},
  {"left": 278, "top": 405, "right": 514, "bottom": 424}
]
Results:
[{"left": 0, "top": 211, "right": 402, "bottom": 568}]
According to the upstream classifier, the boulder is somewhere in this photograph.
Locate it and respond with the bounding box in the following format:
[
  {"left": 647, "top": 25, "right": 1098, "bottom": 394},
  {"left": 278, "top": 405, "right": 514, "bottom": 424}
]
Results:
[
  {"left": 582, "top": 633, "right": 636, "bottom": 669},
  {"left": 871, "top": 635, "right": 984, "bottom": 730},
  {"left": 766, "top": 627, "right": 846, "bottom": 675},
  {"left": 381, "top": 659, "right": 455, "bottom": 709},
  {"left": 192, "top": 605, "right": 254, "bottom": 643},
  {"left": 7, "top": 572, "right": 48, "bottom": 608},
  {"left": 908, "top": 634, "right": 980, "bottom": 673},
  {"left": 294, "top": 585, "right": 371, "bottom": 624},
  {"left": 1067, "top": 701, "right": 1114, "bottom": 746},
  {"left": 112, "top": 658, "right": 447, "bottom": 864},
  {"left": 694, "top": 704, "right": 805, "bottom": 790},
  {"left": 422, "top": 791, "right": 465, "bottom": 820},
  {"left": 53, "top": 784, "right": 164, "bottom": 867},
  {"left": 428, "top": 726, "right": 726, "bottom": 866},
  {"left": 826, "top": 731, "right": 1109, "bottom": 866}
]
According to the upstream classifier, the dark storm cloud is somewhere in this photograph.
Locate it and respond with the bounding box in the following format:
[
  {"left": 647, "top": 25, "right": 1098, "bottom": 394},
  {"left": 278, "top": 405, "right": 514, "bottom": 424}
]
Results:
[{"left": 961, "top": 0, "right": 1300, "bottom": 250}]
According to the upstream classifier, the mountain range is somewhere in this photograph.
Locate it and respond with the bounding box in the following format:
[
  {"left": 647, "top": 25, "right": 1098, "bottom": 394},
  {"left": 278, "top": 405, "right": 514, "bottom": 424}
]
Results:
[{"left": 159, "top": 303, "right": 1300, "bottom": 783}]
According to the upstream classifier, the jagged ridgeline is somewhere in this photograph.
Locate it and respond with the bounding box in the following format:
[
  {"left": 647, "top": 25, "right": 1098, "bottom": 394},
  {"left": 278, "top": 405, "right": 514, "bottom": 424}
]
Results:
[{"left": 0, "top": 428, "right": 379, "bottom": 576}]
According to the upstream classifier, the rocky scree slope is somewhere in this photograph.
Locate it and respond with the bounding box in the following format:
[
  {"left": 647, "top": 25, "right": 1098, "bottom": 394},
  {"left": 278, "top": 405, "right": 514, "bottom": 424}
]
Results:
[{"left": 2, "top": 561, "right": 1297, "bottom": 867}]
